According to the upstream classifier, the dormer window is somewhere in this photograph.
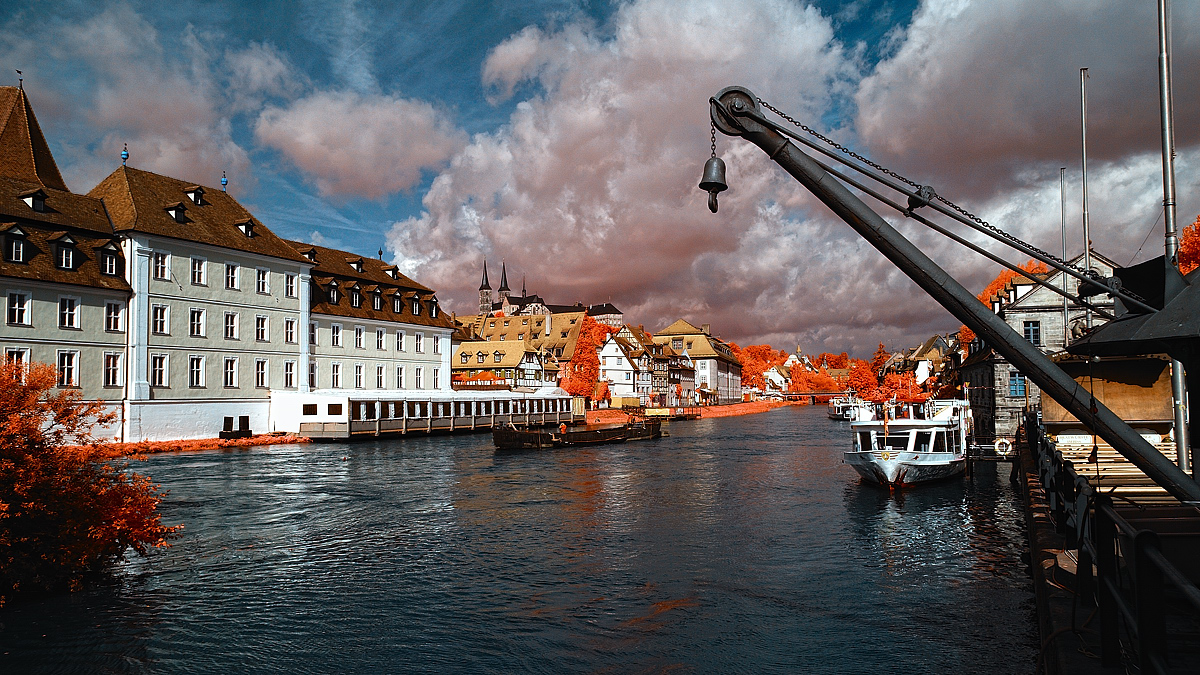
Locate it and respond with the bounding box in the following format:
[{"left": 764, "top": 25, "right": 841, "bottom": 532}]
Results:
[
  {"left": 393, "top": 295, "right": 402, "bottom": 313},
  {"left": 411, "top": 298, "right": 421, "bottom": 315},
  {"left": 235, "top": 220, "right": 255, "bottom": 237},
  {"left": 184, "top": 186, "right": 205, "bottom": 204},
  {"left": 20, "top": 189, "right": 46, "bottom": 212},
  {"left": 430, "top": 298, "right": 439, "bottom": 318},
  {"left": 100, "top": 243, "right": 121, "bottom": 276},
  {"left": 384, "top": 266, "right": 398, "bottom": 279},
  {"left": 350, "top": 290, "right": 361, "bottom": 308},
  {"left": 4, "top": 227, "right": 26, "bottom": 263},
  {"left": 372, "top": 293, "right": 381, "bottom": 311},
  {"left": 54, "top": 235, "right": 77, "bottom": 270},
  {"left": 460, "top": 353, "right": 469, "bottom": 364},
  {"left": 477, "top": 352, "right": 485, "bottom": 364},
  {"left": 494, "top": 351, "right": 502, "bottom": 363},
  {"left": 348, "top": 258, "right": 364, "bottom": 273},
  {"left": 302, "top": 248, "right": 317, "bottom": 262},
  {"left": 165, "top": 202, "right": 187, "bottom": 223},
  {"left": 329, "top": 287, "right": 339, "bottom": 304}
]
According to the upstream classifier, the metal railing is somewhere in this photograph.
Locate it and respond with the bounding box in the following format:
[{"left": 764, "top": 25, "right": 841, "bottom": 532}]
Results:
[{"left": 1025, "top": 411, "right": 1200, "bottom": 673}]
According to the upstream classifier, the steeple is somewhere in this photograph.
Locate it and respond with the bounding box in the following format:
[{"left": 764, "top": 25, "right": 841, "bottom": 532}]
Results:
[
  {"left": 0, "top": 86, "right": 68, "bottom": 190},
  {"left": 498, "top": 261, "right": 510, "bottom": 301},
  {"left": 521, "top": 274, "right": 527, "bottom": 298},
  {"left": 478, "top": 260, "right": 493, "bottom": 315}
]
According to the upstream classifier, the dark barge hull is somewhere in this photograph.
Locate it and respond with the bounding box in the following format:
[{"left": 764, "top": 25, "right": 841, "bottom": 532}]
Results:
[{"left": 493, "top": 420, "right": 661, "bottom": 451}]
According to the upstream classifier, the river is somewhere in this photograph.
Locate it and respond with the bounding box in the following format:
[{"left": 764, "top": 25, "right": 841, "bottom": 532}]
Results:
[{"left": 1, "top": 405, "right": 1037, "bottom": 673}]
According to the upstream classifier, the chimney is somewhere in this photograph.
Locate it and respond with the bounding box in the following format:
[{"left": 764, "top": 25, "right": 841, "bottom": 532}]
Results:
[{"left": 701, "top": 323, "right": 711, "bottom": 335}]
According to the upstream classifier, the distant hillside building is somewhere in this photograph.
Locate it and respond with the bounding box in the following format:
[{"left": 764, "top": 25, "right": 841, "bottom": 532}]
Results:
[{"left": 653, "top": 319, "right": 741, "bottom": 404}]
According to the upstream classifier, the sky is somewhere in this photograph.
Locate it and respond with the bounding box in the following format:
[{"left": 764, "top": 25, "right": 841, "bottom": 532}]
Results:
[{"left": 4, "top": 0, "right": 1199, "bottom": 356}]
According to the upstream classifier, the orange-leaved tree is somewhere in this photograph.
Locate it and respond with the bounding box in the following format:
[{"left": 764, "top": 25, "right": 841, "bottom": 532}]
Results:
[
  {"left": 847, "top": 358, "right": 879, "bottom": 398},
  {"left": 1180, "top": 214, "right": 1200, "bottom": 275},
  {"left": 0, "top": 361, "right": 179, "bottom": 606},
  {"left": 959, "top": 258, "right": 1050, "bottom": 346},
  {"left": 729, "top": 343, "right": 788, "bottom": 389},
  {"left": 559, "top": 315, "right": 619, "bottom": 397},
  {"left": 869, "top": 343, "right": 890, "bottom": 374}
]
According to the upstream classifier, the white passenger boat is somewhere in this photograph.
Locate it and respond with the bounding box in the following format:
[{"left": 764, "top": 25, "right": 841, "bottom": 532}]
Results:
[
  {"left": 827, "top": 393, "right": 868, "bottom": 420},
  {"left": 843, "top": 399, "right": 973, "bottom": 487}
]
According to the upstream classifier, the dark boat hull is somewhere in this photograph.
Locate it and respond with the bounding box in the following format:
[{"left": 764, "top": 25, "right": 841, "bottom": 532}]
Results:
[{"left": 493, "top": 420, "right": 661, "bottom": 451}]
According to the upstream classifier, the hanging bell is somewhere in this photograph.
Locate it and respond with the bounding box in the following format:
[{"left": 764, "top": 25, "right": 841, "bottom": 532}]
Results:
[{"left": 699, "top": 156, "right": 728, "bottom": 213}]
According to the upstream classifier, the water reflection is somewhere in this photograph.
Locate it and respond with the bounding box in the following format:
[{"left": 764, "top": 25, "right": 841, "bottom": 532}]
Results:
[{"left": 1, "top": 406, "right": 1036, "bottom": 674}]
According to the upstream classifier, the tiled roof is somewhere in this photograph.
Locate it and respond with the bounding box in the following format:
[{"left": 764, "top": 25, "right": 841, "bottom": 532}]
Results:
[
  {"left": 88, "top": 165, "right": 310, "bottom": 264},
  {"left": 453, "top": 340, "right": 538, "bottom": 369},
  {"left": 656, "top": 318, "right": 703, "bottom": 336},
  {"left": 0, "top": 176, "right": 114, "bottom": 235},
  {"left": 0, "top": 221, "right": 130, "bottom": 292},
  {"left": 0, "top": 87, "right": 68, "bottom": 191},
  {"left": 291, "top": 240, "right": 431, "bottom": 292},
  {"left": 472, "top": 311, "right": 586, "bottom": 360}
]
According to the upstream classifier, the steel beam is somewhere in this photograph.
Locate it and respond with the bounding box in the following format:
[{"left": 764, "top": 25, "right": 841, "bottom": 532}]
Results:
[{"left": 710, "top": 86, "right": 1200, "bottom": 504}]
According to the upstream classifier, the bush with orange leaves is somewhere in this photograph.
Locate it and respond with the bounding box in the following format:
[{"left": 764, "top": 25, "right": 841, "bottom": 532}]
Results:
[
  {"left": 959, "top": 259, "right": 1050, "bottom": 347},
  {"left": 0, "top": 361, "right": 179, "bottom": 606}
]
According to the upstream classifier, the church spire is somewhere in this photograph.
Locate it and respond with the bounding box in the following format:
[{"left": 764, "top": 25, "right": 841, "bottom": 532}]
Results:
[
  {"left": 498, "top": 261, "right": 510, "bottom": 299},
  {"left": 479, "top": 260, "right": 491, "bottom": 290}
]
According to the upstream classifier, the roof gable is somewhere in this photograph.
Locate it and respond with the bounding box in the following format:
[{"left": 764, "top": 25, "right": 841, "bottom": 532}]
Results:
[{"left": 0, "top": 87, "right": 68, "bottom": 191}]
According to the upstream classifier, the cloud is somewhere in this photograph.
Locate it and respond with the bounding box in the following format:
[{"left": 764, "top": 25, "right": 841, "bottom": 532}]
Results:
[
  {"left": 255, "top": 91, "right": 466, "bottom": 199},
  {"left": 855, "top": 0, "right": 1200, "bottom": 197},
  {"left": 389, "top": 0, "right": 860, "bottom": 346},
  {"left": 226, "top": 42, "right": 308, "bottom": 111}
]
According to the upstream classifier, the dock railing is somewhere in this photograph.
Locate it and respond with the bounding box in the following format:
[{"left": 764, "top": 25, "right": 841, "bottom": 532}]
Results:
[{"left": 1024, "top": 410, "right": 1200, "bottom": 673}]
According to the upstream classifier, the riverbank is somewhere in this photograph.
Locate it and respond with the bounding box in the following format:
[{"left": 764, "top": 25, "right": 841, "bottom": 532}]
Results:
[
  {"left": 69, "top": 433, "right": 312, "bottom": 457},
  {"left": 586, "top": 399, "right": 795, "bottom": 424}
]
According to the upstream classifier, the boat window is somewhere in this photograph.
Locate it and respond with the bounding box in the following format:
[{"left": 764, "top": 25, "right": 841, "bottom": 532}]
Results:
[
  {"left": 914, "top": 431, "right": 932, "bottom": 453},
  {"left": 879, "top": 433, "right": 909, "bottom": 451},
  {"left": 857, "top": 432, "right": 871, "bottom": 452},
  {"left": 932, "top": 430, "right": 946, "bottom": 453}
]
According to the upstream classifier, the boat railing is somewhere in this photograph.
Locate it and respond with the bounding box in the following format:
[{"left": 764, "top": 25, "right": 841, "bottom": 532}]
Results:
[{"left": 1024, "top": 410, "right": 1200, "bottom": 673}]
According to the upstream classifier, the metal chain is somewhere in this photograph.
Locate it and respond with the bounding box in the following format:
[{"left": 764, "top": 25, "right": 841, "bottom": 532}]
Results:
[
  {"left": 755, "top": 97, "right": 1102, "bottom": 282},
  {"left": 710, "top": 121, "right": 717, "bottom": 158}
]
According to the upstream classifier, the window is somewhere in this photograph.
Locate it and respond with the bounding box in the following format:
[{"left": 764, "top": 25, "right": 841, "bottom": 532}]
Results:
[
  {"left": 433, "top": 336, "right": 440, "bottom": 355},
  {"left": 153, "top": 252, "right": 169, "bottom": 279},
  {"left": 351, "top": 291, "right": 361, "bottom": 308},
  {"left": 415, "top": 366, "right": 424, "bottom": 389},
  {"left": 105, "top": 302, "right": 124, "bottom": 332},
  {"left": 396, "top": 365, "right": 405, "bottom": 389},
  {"left": 59, "top": 297, "right": 79, "bottom": 329},
  {"left": 150, "top": 354, "right": 167, "bottom": 387},
  {"left": 284, "top": 361, "right": 296, "bottom": 389},
  {"left": 393, "top": 296, "right": 402, "bottom": 313},
  {"left": 328, "top": 404, "right": 343, "bottom": 416},
  {"left": 224, "top": 312, "right": 239, "bottom": 340},
  {"left": 309, "top": 321, "right": 318, "bottom": 346},
  {"left": 518, "top": 333, "right": 524, "bottom": 341},
  {"left": 308, "top": 361, "right": 317, "bottom": 389},
  {"left": 331, "top": 363, "right": 342, "bottom": 388},
  {"left": 58, "top": 245, "right": 76, "bottom": 270},
  {"left": 331, "top": 324, "right": 343, "bottom": 347},
  {"left": 285, "top": 319, "right": 296, "bottom": 344},
  {"left": 1009, "top": 370, "right": 1026, "bottom": 397},
  {"left": 151, "top": 304, "right": 168, "bottom": 334},
  {"left": 396, "top": 330, "right": 405, "bottom": 351},
  {"left": 285, "top": 273, "right": 297, "bottom": 298},
  {"left": 102, "top": 252, "right": 119, "bottom": 276},
  {"left": 493, "top": 351, "right": 501, "bottom": 363},
  {"left": 376, "top": 328, "right": 385, "bottom": 350},
  {"left": 372, "top": 294, "right": 382, "bottom": 311},
  {"left": 189, "top": 356, "right": 205, "bottom": 388},
  {"left": 58, "top": 351, "right": 78, "bottom": 387},
  {"left": 256, "top": 269, "right": 269, "bottom": 294},
  {"left": 625, "top": 372, "right": 631, "bottom": 381},
  {"left": 415, "top": 332, "right": 424, "bottom": 353},
  {"left": 1023, "top": 321, "right": 1042, "bottom": 346},
  {"left": 223, "top": 357, "right": 238, "bottom": 388},
  {"left": 477, "top": 352, "right": 485, "bottom": 364},
  {"left": 430, "top": 301, "right": 438, "bottom": 318},
  {"left": 255, "top": 315, "right": 268, "bottom": 342},
  {"left": 376, "top": 365, "right": 385, "bottom": 388},
  {"left": 5, "top": 236, "right": 24, "bottom": 262},
  {"left": 433, "top": 368, "right": 439, "bottom": 389},
  {"left": 6, "top": 347, "right": 28, "bottom": 367},
  {"left": 329, "top": 287, "right": 339, "bottom": 304},
  {"left": 672, "top": 338, "right": 683, "bottom": 350},
  {"left": 189, "top": 309, "right": 205, "bottom": 337},
  {"left": 354, "top": 326, "right": 364, "bottom": 349},
  {"left": 103, "top": 353, "right": 122, "bottom": 387},
  {"left": 191, "top": 258, "right": 206, "bottom": 285},
  {"left": 255, "top": 359, "right": 268, "bottom": 388},
  {"left": 354, "top": 364, "right": 363, "bottom": 388},
  {"left": 8, "top": 291, "right": 30, "bottom": 325},
  {"left": 412, "top": 298, "right": 421, "bottom": 315},
  {"left": 302, "top": 404, "right": 318, "bottom": 416},
  {"left": 225, "top": 263, "right": 239, "bottom": 290},
  {"left": 461, "top": 353, "right": 469, "bottom": 364}
]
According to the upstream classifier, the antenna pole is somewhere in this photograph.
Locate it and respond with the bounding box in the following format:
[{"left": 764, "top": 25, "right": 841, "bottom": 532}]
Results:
[
  {"left": 1080, "top": 67, "right": 1092, "bottom": 329},
  {"left": 1060, "top": 167, "right": 1069, "bottom": 347},
  {"left": 1158, "top": 0, "right": 1192, "bottom": 475}
]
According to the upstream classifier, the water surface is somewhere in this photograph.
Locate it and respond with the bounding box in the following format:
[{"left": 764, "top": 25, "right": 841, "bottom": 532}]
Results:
[{"left": 1, "top": 405, "right": 1036, "bottom": 673}]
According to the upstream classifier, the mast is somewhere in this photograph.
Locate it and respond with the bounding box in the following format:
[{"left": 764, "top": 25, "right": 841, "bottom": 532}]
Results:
[
  {"left": 1080, "top": 67, "right": 1092, "bottom": 328},
  {"left": 1060, "top": 167, "right": 1069, "bottom": 347},
  {"left": 1157, "top": 0, "right": 1192, "bottom": 474}
]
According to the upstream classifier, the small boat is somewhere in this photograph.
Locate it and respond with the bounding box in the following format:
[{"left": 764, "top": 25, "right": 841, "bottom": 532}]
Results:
[
  {"left": 843, "top": 399, "right": 972, "bottom": 487},
  {"left": 493, "top": 418, "right": 662, "bottom": 451},
  {"left": 827, "top": 393, "right": 869, "bottom": 420}
]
